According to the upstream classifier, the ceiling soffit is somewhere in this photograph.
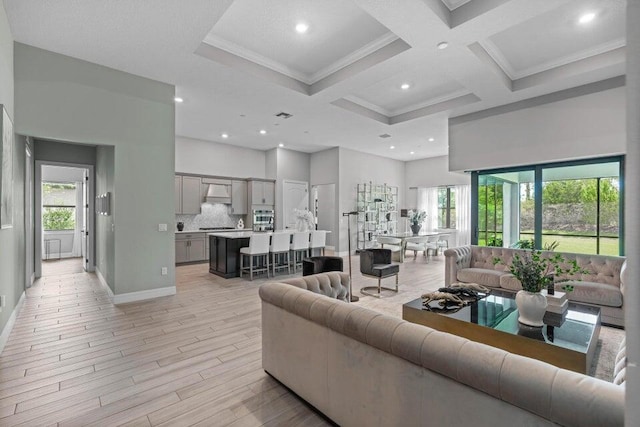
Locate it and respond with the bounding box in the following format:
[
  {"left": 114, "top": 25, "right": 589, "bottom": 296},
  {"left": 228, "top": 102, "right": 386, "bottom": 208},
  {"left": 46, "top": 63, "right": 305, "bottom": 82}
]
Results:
[{"left": 197, "top": 0, "right": 411, "bottom": 95}]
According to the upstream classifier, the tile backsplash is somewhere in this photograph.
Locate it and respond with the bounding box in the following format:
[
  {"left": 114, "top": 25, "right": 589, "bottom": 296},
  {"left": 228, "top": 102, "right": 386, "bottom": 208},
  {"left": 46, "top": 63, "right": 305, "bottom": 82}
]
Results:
[{"left": 176, "top": 203, "right": 243, "bottom": 231}]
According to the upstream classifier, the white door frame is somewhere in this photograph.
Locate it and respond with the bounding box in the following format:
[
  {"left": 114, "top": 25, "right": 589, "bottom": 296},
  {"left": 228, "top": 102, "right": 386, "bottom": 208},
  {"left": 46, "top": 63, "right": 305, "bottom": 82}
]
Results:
[
  {"left": 35, "top": 160, "right": 95, "bottom": 278},
  {"left": 25, "top": 143, "right": 34, "bottom": 288},
  {"left": 282, "top": 179, "right": 309, "bottom": 229}
]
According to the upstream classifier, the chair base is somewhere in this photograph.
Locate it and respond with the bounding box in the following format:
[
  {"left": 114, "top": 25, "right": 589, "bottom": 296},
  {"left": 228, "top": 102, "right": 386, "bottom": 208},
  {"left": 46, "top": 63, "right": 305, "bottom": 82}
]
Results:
[{"left": 360, "top": 273, "right": 399, "bottom": 298}]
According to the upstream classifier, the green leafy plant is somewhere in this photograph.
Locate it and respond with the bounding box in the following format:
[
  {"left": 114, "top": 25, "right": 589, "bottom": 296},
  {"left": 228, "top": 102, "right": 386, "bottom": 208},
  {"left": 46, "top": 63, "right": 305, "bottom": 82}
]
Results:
[
  {"left": 493, "top": 247, "right": 586, "bottom": 293},
  {"left": 513, "top": 239, "right": 559, "bottom": 251},
  {"left": 43, "top": 208, "right": 75, "bottom": 231},
  {"left": 408, "top": 209, "right": 426, "bottom": 225},
  {"left": 487, "top": 235, "right": 503, "bottom": 247}
]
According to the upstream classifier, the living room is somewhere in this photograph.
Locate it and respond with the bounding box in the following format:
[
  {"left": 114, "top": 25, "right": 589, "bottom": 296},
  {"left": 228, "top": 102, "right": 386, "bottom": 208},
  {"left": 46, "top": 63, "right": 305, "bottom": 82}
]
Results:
[{"left": 0, "top": 0, "right": 638, "bottom": 425}]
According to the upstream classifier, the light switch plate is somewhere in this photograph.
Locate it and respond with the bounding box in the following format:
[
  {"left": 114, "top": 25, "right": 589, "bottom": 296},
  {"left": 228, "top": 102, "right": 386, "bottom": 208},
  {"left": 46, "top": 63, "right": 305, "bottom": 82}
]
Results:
[
  {"left": 161, "top": 267, "right": 168, "bottom": 276},
  {"left": 158, "top": 224, "right": 168, "bottom": 232}
]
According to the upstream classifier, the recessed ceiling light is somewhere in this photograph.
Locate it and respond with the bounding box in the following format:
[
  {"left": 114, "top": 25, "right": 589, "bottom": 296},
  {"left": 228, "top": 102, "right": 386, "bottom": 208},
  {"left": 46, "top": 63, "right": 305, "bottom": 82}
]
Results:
[
  {"left": 278, "top": 143, "right": 284, "bottom": 147},
  {"left": 410, "top": 151, "right": 415, "bottom": 155},
  {"left": 428, "top": 137, "right": 435, "bottom": 142},
  {"left": 390, "top": 145, "right": 395, "bottom": 150},
  {"left": 578, "top": 12, "right": 596, "bottom": 24},
  {"left": 400, "top": 83, "right": 410, "bottom": 90},
  {"left": 437, "top": 41, "right": 448, "bottom": 50},
  {"left": 295, "top": 22, "right": 309, "bottom": 34},
  {"left": 221, "top": 133, "right": 228, "bottom": 139},
  {"left": 259, "top": 130, "right": 267, "bottom": 135},
  {"left": 174, "top": 97, "right": 183, "bottom": 103}
]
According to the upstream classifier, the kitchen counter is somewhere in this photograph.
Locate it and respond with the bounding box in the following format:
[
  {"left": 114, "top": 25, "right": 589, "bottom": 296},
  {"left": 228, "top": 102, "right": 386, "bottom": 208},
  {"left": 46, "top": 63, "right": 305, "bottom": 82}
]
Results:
[{"left": 176, "top": 229, "right": 242, "bottom": 234}]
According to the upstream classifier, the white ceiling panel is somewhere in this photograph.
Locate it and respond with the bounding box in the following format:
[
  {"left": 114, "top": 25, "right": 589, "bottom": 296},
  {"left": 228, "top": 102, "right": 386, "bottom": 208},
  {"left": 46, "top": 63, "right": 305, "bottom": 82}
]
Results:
[
  {"left": 204, "top": 0, "right": 396, "bottom": 84},
  {"left": 484, "top": 0, "right": 625, "bottom": 79},
  {"left": 440, "top": 0, "right": 472, "bottom": 11},
  {"left": 351, "top": 66, "right": 469, "bottom": 116}
]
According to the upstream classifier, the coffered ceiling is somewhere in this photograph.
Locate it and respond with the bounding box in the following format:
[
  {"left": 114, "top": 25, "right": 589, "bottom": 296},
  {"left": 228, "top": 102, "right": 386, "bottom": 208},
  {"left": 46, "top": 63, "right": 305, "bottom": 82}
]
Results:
[{"left": 3, "top": 0, "right": 627, "bottom": 161}]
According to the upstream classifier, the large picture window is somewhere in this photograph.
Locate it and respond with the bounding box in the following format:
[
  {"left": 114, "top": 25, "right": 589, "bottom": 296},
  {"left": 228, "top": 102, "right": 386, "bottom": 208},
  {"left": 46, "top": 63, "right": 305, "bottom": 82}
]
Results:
[
  {"left": 42, "top": 182, "right": 76, "bottom": 231},
  {"left": 437, "top": 187, "right": 456, "bottom": 229},
  {"left": 471, "top": 157, "right": 624, "bottom": 256}
]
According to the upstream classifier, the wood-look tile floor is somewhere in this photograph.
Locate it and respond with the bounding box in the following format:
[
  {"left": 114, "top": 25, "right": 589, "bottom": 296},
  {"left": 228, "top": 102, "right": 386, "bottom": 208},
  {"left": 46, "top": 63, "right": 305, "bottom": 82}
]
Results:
[{"left": 0, "top": 253, "right": 621, "bottom": 425}]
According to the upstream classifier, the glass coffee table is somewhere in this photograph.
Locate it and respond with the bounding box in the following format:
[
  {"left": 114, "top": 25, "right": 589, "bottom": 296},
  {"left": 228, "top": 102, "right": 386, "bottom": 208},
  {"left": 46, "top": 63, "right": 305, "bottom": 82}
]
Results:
[{"left": 402, "top": 289, "right": 601, "bottom": 374}]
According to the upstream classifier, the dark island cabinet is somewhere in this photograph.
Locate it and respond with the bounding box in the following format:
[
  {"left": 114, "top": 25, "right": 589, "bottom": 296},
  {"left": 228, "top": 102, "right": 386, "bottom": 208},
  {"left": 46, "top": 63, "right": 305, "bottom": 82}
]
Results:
[{"left": 209, "top": 235, "right": 250, "bottom": 278}]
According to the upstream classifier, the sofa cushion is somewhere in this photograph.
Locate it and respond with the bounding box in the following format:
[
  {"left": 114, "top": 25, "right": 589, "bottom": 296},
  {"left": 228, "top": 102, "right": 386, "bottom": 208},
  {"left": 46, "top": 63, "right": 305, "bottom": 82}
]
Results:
[
  {"left": 457, "top": 268, "right": 506, "bottom": 287},
  {"left": 371, "top": 263, "right": 399, "bottom": 277},
  {"left": 558, "top": 280, "right": 623, "bottom": 308},
  {"left": 499, "top": 274, "right": 522, "bottom": 291}
]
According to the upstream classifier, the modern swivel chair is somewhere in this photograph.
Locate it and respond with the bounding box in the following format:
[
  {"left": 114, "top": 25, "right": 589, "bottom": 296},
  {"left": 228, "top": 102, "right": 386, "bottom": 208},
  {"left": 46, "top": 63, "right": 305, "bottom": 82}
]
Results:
[
  {"left": 302, "top": 256, "right": 343, "bottom": 276},
  {"left": 359, "top": 248, "right": 399, "bottom": 298},
  {"left": 239, "top": 233, "right": 270, "bottom": 281}
]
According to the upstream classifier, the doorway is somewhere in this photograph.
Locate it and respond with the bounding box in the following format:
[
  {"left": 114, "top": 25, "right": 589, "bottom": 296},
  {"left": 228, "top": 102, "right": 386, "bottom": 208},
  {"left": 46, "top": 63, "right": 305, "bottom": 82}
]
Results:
[
  {"left": 35, "top": 161, "right": 95, "bottom": 278},
  {"left": 312, "top": 184, "right": 336, "bottom": 248},
  {"left": 282, "top": 180, "right": 309, "bottom": 230}
]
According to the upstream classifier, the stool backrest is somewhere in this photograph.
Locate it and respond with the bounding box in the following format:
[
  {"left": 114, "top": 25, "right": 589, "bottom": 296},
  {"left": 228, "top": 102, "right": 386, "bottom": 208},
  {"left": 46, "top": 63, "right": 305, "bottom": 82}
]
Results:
[
  {"left": 249, "top": 233, "right": 271, "bottom": 254},
  {"left": 291, "top": 231, "right": 310, "bottom": 250},
  {"left": 310, "top": 230, "right": 326, "bottom": 249},
  {"left": 270, "top": 232, "right": 290, "bottom": 252}
]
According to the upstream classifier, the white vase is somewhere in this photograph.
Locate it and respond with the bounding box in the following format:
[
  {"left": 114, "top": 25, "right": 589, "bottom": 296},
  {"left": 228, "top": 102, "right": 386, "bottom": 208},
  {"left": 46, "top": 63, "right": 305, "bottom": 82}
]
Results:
[{"left": 515, "top": 290, "right": 548, "bottom": 327}]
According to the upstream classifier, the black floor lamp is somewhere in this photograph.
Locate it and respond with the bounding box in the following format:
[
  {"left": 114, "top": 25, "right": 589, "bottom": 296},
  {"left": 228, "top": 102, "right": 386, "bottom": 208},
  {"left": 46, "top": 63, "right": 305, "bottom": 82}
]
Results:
[{"left": 342, "top": 211, "right": 359, "bottom": 302}]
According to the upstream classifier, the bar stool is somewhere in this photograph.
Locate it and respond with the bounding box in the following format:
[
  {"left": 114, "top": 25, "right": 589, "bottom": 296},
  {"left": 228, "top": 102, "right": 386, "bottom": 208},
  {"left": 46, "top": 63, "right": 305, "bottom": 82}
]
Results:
[
  {"left": 239, "top": 233, "right": 270, "bottom": 281},
  {"left": 270, "top": 232, "right": 291, "bottom": 276},
  {"left": 290, "top": 231, "right": 310, "bottom": 273},
  {"left": 309, "top": 230, "right": 327, "bottom": 256}
]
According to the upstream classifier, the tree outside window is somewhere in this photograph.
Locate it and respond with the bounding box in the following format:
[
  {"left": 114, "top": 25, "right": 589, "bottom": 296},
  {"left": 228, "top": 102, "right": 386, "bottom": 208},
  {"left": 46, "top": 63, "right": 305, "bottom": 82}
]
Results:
[
  {"left": 43, "top": 182, "right": 76, "bottom": 231},
  {"left": 437, "top": 187, "right": 456, "bottom": 229}
]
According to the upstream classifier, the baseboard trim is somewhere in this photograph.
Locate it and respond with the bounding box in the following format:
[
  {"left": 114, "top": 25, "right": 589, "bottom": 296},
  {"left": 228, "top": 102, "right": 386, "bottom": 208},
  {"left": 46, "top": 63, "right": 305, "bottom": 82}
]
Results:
[
  {"left": 0, "top": 291, "right": 26, "bottom": 354},
  {"left": 96, "top": 267, "right": 114, "bottom": 299},
  {"left": 112, "top": 286, "right": 176, "bottom": 305}
]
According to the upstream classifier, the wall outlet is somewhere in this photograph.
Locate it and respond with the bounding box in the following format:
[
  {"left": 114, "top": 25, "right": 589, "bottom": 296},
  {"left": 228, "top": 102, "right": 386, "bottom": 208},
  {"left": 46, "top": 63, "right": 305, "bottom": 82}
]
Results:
[
  {"left": 161, "top": 267, "right": 168, "bottom": 276},
  {"left": 158, "top": 224, "right": 168, "bottom": 232}
]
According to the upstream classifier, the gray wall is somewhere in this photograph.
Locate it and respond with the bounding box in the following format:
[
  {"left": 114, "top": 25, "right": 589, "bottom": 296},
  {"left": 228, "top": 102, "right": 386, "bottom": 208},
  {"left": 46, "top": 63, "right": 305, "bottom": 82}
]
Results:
[
  {"left": 0, "top": 4, "right": 24, "bottom": 342},
  {"left": 96, "top": 145, "right": 115, "bottom": 292},
  {"left": 175, "top": 136, "right": 266, "bottom": 178},
  {"left": 310, "top": 147, "right": 340, "bottom": 250},
  {"left": 449, "top": 83, "right": 626, "bottom": 172},
  {"left": 274, "top": 148, "right": 311, "bottom": 230},
  {"left": 15, "top": 43, "right": 176, "bottom": 297},
  {"left": 338, "top": 147, "right": 405, "bottom": 254},
  {"left": 34, "top": 139, "right": 96, "bottom": 165},
  {"left": 404, "top": 155, "right": 470, "bottom": 208}
]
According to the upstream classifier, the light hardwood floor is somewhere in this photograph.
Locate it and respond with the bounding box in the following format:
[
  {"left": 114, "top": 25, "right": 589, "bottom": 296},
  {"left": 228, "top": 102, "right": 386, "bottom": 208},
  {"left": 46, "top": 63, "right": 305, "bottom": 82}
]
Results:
[{"left": 0, "top": 253, "right": 618, "bottom": 425}]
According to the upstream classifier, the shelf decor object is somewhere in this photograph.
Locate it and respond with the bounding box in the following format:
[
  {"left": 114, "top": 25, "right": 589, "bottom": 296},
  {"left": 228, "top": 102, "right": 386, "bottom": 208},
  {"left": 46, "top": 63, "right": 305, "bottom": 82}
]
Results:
[{"left": 356, "top": 182, "right": 398, "bottom": 251}]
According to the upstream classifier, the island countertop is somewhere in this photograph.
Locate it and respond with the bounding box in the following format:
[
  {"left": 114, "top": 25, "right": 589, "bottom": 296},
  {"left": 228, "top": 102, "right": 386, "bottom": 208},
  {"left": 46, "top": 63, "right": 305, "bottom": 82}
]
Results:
[{"left": 206, "top": 230, "right": 330, "bottom": 239}]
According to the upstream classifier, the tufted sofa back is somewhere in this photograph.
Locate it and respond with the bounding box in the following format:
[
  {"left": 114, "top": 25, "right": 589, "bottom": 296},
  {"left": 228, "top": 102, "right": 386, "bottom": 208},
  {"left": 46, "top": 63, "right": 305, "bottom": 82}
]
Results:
[
  {"left": 278, "top": 272, "right": 350, "bottom": 302},
  {"left": 468, "top": 246, "right": 625, "bottom": 286}
]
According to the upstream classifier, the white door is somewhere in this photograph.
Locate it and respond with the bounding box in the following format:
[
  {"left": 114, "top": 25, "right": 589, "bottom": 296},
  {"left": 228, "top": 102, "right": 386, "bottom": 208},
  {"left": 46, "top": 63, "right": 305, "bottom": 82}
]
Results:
[
  {"left": 283, "top": 181, "right": 309, "bottom": 229},
  {"left": 82, "top": 169, "right": 89, "bottom": 271}
]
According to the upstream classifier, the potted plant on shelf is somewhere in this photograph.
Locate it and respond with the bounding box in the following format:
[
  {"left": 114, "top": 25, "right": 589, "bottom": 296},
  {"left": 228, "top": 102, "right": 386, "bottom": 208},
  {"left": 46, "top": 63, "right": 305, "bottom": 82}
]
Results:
[
  {"left": 494, "top": 244, "right": 584, "bottom": 327},
  {"left": 408, "top": 209, "right": 426, "bottom": 235}
]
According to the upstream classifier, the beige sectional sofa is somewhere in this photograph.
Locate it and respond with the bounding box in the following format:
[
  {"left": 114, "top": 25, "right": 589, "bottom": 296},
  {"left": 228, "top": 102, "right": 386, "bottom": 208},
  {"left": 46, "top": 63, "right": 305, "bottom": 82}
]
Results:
[
  {"left": 444, "top": 245, "right": 627, "bottom": 326},
  {"left": 260, "top": 272, "right": 623, "bottom": 426}
]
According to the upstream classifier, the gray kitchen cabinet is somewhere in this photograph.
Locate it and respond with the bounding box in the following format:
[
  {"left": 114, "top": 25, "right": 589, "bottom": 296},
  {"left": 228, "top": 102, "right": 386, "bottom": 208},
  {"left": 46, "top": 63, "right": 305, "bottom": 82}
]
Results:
[
  {"left": 174, "top": 176, "right": 182, "bottom": 214},
  {"left": 230, "top": 180, "right": 248, "bottom": 215},
  {"left": 249, "top": 180, "right": 275, "bottom": 205},
  {"left": 181, "top": 176, "right": 202, "bottom": 214},
  {"left": 175, "top": 240, "right": 189, "bottom": 263},
  {"left": 175, "top": 233, "right": 207, "bottom": 264}
]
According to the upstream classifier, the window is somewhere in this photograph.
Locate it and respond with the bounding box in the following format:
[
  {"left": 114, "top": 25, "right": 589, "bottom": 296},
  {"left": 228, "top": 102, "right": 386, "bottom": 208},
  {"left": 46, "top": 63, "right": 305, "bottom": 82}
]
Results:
[
  {"left": 42, "top": 182, "right": 76, "bottom": 231},
  {"left": 437, "top": 187, "right": 456, "bottom": 229},
  {"left": 471, "top": 157, "right": 623, "bottom": 255}
]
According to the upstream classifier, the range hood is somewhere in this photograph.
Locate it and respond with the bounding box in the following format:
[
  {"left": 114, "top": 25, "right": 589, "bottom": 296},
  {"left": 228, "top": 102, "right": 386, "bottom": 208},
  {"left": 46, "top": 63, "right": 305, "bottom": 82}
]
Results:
[{"left": 205, "top": 183, "right": 231, "bottom": 204}]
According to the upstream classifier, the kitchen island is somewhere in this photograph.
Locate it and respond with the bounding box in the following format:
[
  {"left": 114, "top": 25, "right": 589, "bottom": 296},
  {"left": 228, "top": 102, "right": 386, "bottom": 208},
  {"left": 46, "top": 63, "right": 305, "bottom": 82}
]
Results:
[
  {"left": 208, "top": 230, "right": 330, "bottom": 279},
  {"left": 208, "top": 231, "right": 252, "bottom": 278}
]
